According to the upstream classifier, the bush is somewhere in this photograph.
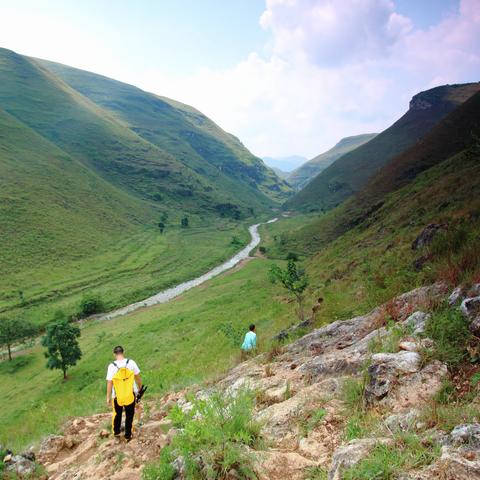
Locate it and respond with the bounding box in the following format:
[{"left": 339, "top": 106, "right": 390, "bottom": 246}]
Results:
[
  {"left": 258, "top": 246, "right": 266, "bottom": 254},
  {"left": 143, "top": 447, "right": 176, "bottom": 480},
  {"left": 154, "top": 389, "right": 261, "bottom": 479},
  {"left": 286, "top": 252, "right": 299, "bottom": 261},
  {"left": 79, "top": 295, "right": 105, "bottom": 317},
  {"left": 424, "top": 306, "right": 472, "bottom": 367}
]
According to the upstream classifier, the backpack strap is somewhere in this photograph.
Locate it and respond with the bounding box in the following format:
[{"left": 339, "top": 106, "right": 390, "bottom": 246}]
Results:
[{"left": 126, "top": 359, "right": 130, "bottom": 366}]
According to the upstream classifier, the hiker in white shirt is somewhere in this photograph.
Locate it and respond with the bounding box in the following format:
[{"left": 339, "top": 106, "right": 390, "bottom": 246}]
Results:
[{"left": 106, "top": 345, "right": 142, "bottom": 442}]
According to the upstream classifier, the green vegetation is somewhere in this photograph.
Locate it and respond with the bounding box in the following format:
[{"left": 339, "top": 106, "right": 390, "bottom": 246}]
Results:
[
  {"left": 0, "top": 259, "right": 296, "bottom": 450},
  {"left": 343, "top": 434, "right": 440, "bottom": 480},
  {"left": 0, "top": 46, "right": 288, "bottom": 329},
  {"left": 0, "top": 317, "right": 37, "bottom": 361},
  {"left": 147, "top": 389, "right": 260, "bottom": 479},
  {"left": 42, "top": 317, "right": 82, "bottom": 379},
  {"left": 287, "top": 83, "right": 480, "bottom": 212},
  {"left": 269, "top": 260, "right": 309, "bottom": 320},
  {"left": 424, "top": 306, "right": 473, "bottom": 367},
  {"left": 1, "top": 218, "right": 251, "bottom": 328},
  {"left": 298, "top": 407, "right": 327, "bottom": 437}
]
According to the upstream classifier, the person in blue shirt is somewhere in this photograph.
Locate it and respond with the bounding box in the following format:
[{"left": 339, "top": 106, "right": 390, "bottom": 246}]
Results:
[{"left": 241, "top": 324, "right": 257, "bottom": 358}]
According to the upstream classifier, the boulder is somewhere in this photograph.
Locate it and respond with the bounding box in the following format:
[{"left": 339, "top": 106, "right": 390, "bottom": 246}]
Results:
[
  {"left": 449, "top": 424, "right": 480, "bottom": 448},
  {"left": 471, "top": 317, "right": 480, "bottom": 337},
  {"left": 38, "top": 434, "right": 65, "bottom": 463},
  {"left": 461, "top": 296, "right": 480, "bottom": 318},
  {"left": 254, "top": 450, "right": 316, "bottom": 480},
  {"left": 364, "top": 352, "right": 421, "bottom": 405},
  {"left": 5, "top": 454, "right": 36, "bottom": 476},
  {"left": 384, "top": 410, "right": 420, "bottom": 433},
  {"left": 399, "top": 341, "right": 419, "bottom": 352},
  {"left": 448, "top": 286, "right": 464, "bottom": 306},
  {"left": 411, "top": 224, "right": 448, "bottom": 250},
  {"left": 403, "top": 311, "right": 430, "bottom": 335}
]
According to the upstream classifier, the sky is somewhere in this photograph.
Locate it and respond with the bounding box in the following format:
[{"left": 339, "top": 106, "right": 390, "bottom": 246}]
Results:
[{"left": 1, "top": 0, "right": 479, "bottom": 163}]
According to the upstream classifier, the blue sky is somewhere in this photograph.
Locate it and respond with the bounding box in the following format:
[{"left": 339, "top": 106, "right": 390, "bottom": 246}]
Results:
[{"left": 0, "top": 0, "right": 478, "bottom": 162}]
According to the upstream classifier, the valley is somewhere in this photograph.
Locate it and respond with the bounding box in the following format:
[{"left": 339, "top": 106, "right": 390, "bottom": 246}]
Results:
[{"left": 1, "top": 37, "right": 480, "bottom": 480}]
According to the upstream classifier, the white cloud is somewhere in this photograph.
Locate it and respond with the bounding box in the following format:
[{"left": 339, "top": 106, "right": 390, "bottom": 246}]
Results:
[{"left": 136, "top": 0, "right": 479, "bottom": 159}]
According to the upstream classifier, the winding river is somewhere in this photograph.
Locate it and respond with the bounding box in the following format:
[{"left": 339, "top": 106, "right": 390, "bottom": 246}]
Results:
[{"left": 98, "top": 217, "right": 278, "bottom": 322}]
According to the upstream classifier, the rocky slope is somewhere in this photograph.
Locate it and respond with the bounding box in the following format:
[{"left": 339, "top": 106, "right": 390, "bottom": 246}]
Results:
[{"left": 5, "top": 282, "right": 480, "bottom": 479}]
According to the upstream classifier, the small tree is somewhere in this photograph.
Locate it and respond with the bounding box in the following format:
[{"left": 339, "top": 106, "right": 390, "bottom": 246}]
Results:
[
  {"left": 269, "top": 260, "right": 309, "bottom": 320},
  {"left": 42, "top": 318, "right": 82, "bottom": 379},
  {"left": 160, "top": 212, "right": 169, "bottom": 223},
  {"left": 0, "top": 318, "right": 37, "bottom": 361},
  {"left": 158, "top": 222, "right": 165, "bottom": 233},
  {"left": 181, "top": 216, "right": 189, "bottom": 228}
]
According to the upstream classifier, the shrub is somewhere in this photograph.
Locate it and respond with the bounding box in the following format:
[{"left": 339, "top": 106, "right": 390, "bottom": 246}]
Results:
[
  {"left": 286, "top": 252, "right": 299, "bottom": 261},
  {"left": 258, "top": 246, "right": 266, "bottom": 254},
  {"left": 424, "top": 306, "right": 472, "bottom": 367},
  {"left": 154, "top": 389, "right": 261, "bottom": 479},
  {"left": 143, "top": 447, "right": 176, "bottom": 480},
  {"left": 79, "top": 295, "right": 105, "bottom": 317}
]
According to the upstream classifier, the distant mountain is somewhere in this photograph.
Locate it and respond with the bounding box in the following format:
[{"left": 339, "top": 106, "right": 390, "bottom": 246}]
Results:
[
  {"left": 287, "top": 83, "right": 480, "bottom": 212},
  {"left": 263, "top": 155, "right": 307, "bottom": 173},
  {"left": 288, "top": 134, "right": 377, "bottom": 190}
]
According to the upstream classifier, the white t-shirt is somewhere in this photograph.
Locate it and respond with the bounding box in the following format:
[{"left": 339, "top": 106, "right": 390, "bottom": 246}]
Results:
[{"left": 106, "top": 358, "right": 140, "bottom": 399}]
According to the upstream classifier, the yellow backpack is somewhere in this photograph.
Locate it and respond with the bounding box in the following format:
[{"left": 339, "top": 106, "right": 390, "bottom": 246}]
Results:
[{"left": 111, "top": 359, "right": 135, "bottom": 406}]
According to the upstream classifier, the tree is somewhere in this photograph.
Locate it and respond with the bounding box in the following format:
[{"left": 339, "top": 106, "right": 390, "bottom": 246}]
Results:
[
  {"left": 269, "top": 260, "right": 309, "bottom": 320},
  {"left": 181, "top": 216, "right": 189, "bottom": 228},
  {"left": 41, "top": 318, "right": 82, "bottom": 379},
  {"left": 158, "top": 222, "right": 165, "bottom": 233},
  {"left": 160, "top": 212, "right": 169, "bottom": 223},
  {"left": 0, "top": 318, "right": 37, "bottom": 361}
]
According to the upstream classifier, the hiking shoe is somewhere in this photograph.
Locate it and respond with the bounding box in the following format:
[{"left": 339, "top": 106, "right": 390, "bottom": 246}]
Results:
[{"left": 125, "top": 436, "right": 132, "bottom": 443}]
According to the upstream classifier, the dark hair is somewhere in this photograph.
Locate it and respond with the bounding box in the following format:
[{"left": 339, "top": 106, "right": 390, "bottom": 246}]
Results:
[
  {"left": 249, "top": 324, "right": 255, "bottom": 331},
  {"left": 113, "top": 345, "right": 124, "bottom": 354}
]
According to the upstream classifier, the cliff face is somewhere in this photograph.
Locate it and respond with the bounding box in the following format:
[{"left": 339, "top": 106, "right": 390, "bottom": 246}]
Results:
[{"left": 6, "top": 282, "right": 480, "bottom": 480}]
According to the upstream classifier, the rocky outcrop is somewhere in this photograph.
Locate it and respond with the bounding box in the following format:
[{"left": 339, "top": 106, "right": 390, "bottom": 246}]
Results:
[{"left": 411, "top": 223, "right": 448, "bottom": 250}]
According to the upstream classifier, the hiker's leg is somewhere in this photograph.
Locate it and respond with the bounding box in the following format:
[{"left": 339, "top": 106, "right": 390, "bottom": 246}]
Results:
[
  {"left": 112, "top": 399, "right": 122, "bottom": 436},
  {"left": 124, "top": 401, "right": 136, "bottom": 439}
]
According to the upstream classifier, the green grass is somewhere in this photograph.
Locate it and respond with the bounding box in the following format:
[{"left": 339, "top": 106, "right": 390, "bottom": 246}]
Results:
[
  {"left": 147, "top": 389, "right": 261, "bottom": 479},
  {"left": 343, "top": 433, "right": 440, "bottom": 480},
  {"left": 1, "top": 218, "right": 251, "bottom": 327},
  {"left": 0, "top": 259, "right": 296, "bottom": 450},
  {"left": 424, "top": 305, "right": 473, "bottom": 367}
]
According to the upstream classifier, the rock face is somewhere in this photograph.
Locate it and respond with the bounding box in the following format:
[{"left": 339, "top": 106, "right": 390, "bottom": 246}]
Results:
[
  {"left": 32, "top": 282, "right": 458, "bottom": 480},
  {"left": 411, "top": 223, "right": 448, "bottom": 250}
]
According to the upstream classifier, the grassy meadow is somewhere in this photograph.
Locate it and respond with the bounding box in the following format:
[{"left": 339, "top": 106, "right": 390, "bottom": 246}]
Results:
[
  {"left": 0, "top": 218, "right": 254, "bottom": 327},
  {"left": 0, "top": 258, "right": 298, "bottom": 450}
]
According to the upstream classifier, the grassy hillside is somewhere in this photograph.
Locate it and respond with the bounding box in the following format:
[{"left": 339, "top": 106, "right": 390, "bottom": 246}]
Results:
[
  {"left": 287, "top": 83, "right": 480, "bottom": 212},
  {"left": 0, "top": 259, "right": 297, "bottom": 450},
  {"left": 280, "top": 90, "right": 480, "bottom": 253},
  {"left": 36, "top": 58, "right": 291, "bottom": 206},
  {"left": 261, "top": 92, "right": 480, "bottom": 319},
  {"left": 0, "top": 47, "right": 287, "bottom": 327},
  {"left": 288, "top": 133, "right": 377, "bottom": 190}
]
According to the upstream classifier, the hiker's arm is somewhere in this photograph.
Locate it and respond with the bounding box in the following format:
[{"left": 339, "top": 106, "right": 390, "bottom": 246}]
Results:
[
  {"left": 106, "top": 380, "right": 113, "bottom": 406},
  {"left": 135, "top": 374, "right": 142, "bottom": 390}
]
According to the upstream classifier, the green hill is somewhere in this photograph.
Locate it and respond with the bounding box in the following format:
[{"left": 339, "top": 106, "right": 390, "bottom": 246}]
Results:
[
  {"left": 288, "top": 133, "right": 377, "bottom": 190},
  {"left": 36, "top": 57, "right": 291, "bottom": 206},
  {"left": 0, "top": 47, "right": 290, "bottom": 326},
  {"left": 287, "top": 83, "right": 480, "bottom": 212}
]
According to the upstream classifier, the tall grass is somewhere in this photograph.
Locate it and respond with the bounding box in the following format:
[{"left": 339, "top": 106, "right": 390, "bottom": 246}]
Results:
[{"left": 145, "top": 389, "right": 261, "bottom": 480}]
